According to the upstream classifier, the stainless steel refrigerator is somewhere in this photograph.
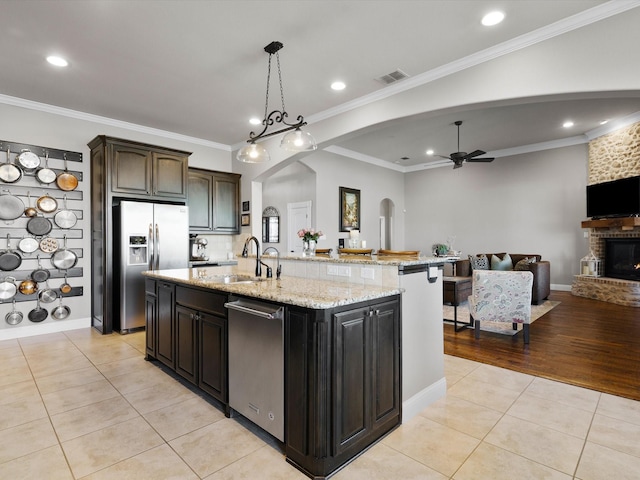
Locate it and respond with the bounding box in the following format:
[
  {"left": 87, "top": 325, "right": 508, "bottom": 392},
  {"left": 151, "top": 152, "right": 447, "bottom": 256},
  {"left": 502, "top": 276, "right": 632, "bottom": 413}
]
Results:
[{"left": 114, "top": 201, "right": 189, "bottom": 333}]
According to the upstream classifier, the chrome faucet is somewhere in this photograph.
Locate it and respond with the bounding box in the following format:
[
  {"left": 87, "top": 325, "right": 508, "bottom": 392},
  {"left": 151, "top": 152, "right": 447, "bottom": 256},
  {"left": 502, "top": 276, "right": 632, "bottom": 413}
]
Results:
[
  {"left": 242, "top": 236, "right": 263, "bottom": 277},
  {"left": 263, "top": 246, "right": 281, "bottom": 280}
]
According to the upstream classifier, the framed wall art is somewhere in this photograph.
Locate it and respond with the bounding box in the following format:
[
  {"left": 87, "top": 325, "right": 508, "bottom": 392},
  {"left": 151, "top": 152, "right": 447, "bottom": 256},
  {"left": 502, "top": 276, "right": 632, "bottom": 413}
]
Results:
[
  {"left": 339, "top": 187, "right": 360, "bottom": 232},
  {"left": 242, "top": 201, "right": 250, "bottom": 212},
  {"left": 241, "top": 213, "right": 250, "bottom": 226}
]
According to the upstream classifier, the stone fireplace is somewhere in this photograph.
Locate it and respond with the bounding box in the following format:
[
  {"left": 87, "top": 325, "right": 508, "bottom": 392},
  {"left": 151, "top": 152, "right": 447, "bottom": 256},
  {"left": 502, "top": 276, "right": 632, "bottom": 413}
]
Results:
[
  {"left": 572, "top": 217, "right": 640, "bottom": 307},
  {"left": 571, "top": 121, "right": 640, "bottom": 307}
]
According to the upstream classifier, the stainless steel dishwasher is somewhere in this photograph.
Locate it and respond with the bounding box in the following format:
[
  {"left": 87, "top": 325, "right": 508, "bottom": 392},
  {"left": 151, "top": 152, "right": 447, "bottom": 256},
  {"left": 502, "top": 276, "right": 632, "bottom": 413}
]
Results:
[{"left": 225, "top": 297, "right": 285, "bottom": 441}]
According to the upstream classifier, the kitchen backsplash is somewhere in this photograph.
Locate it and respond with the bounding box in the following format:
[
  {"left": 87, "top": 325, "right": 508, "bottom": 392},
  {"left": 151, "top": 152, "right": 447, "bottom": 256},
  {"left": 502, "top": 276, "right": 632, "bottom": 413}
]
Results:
[{"left": 195, "top": 234, "right": 235, "bottom": 260}]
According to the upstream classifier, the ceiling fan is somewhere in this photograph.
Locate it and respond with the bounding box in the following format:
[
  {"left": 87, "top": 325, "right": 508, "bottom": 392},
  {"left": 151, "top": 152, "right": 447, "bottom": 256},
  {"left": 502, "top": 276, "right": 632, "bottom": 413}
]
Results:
[{"left": 437, "top": 120, "right": 494, "bottom": 169}]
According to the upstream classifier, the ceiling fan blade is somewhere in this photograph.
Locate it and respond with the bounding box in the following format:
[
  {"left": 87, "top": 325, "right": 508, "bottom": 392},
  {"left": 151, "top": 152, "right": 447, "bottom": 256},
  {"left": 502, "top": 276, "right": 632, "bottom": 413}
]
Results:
[
  {"left": 467, "top": 157, "right": 495, "bottom": 163},
  {"left": 464, "top": 149, "right": 486, "bottom": 159},
  {"left": 435, "top": 154, "right": 452, "bottom": 160}
]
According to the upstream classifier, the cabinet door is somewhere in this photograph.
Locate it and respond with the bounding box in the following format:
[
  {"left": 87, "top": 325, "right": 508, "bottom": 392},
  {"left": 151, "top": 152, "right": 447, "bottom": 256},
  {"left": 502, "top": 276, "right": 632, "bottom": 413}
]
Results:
[
  {"left": 111, "top": 144, "right": 152, "bottom": 195},
  {"left": 333, "top": 306, "right": 371, "bottom": 455},
  {"left": 212, "top": 173, "right": 240, "bottom": 233},
  {"left": 145, "top": 293, "right": 157, "bottom": 359},
  {"left": 187, "top": 170, "right": 213, "bottom": 232},
  {"left": 175, "top": 305, "right": 198, "bottom": 384},
  {"left": 156, "top": 282, "right": 175, "bottom": 368},
  {"left": 199, "top": 312, "right": 227, "bottom": 402},
  {"left": 370, "top": 300, "right": 400, "bottom": 432},
  {"left": 153, "top": 152, "right": 188, "bottom": 199}
]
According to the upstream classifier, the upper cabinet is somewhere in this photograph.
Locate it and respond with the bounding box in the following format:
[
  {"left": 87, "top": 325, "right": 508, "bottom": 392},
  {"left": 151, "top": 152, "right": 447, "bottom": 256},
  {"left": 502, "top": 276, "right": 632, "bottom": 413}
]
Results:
[
  {"left": 91, "top": 136, "right": 189, "bottom": 201},
  {"left": 88, "top": 135, "right": 191, "bottom": 334},
  {"left": 188, "top": 168, "right": 240, "bottom": 234}
]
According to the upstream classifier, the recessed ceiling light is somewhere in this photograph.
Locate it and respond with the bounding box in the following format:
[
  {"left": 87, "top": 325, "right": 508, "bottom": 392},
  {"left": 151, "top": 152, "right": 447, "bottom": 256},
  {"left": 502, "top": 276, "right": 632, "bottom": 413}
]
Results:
[
  {"left": 331, "top": 81, "right": 346, "bottom": 91},
  {"left": 482, "top": 11, "right": 505, "bottom": 26},
  {"left": 600, "top": 119, "right": 609, "bottom": 125},
  {"left": 563, "top": 121, "right": 574, "bottom": 128},
  {"left": 426, "top": 149, "right": 434, "bottom": 156},
  {"left": 46, "top": 55, "right": 68, "bottom": 67},
  {"left": 249, "top": 117, "right": 262, "bottom": 125}
]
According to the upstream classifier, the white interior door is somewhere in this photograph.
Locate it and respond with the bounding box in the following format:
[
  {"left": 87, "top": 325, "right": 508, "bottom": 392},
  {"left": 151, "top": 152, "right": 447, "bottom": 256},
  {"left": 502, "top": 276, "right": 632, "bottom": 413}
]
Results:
[{"left": 288, "top": 201, "right": 312, "bottom": 253}]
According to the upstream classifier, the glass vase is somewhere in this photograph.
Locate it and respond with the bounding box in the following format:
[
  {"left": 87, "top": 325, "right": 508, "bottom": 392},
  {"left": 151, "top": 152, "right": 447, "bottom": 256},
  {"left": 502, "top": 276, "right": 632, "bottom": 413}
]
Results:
[{"left": 303, "top": 240, "right": 316, "bottom": 257}]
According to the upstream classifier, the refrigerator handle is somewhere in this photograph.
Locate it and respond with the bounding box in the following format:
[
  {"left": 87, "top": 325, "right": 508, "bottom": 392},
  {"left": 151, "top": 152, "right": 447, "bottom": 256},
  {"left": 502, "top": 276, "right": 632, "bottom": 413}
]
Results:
[
  {"left": 148, "top": 223, "right": 154, "bottom": 270},
  {"left": 155, "top": 223, "right": 160, "bottom": 270}
]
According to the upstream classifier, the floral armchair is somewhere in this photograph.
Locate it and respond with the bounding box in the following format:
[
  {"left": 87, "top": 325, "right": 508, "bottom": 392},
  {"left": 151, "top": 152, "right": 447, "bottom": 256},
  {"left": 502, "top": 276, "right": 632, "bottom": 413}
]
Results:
[{"left": 468, "top": 270, "right": 534, "bottom": 344}]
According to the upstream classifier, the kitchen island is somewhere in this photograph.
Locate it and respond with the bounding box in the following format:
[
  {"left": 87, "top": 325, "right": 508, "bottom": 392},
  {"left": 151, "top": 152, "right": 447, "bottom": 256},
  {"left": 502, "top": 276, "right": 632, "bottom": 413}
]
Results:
[
  {"left": 144, "top": 252, "right": 445, "bottom": 478},
  {"left": 143, "top": 268, "right": 403, "bottom": 479}
]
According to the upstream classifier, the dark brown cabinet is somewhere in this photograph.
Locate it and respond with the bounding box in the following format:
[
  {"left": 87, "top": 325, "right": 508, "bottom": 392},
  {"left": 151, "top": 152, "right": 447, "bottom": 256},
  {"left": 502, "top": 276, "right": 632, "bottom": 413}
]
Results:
[
  {"left": 144, "top": 279, "right": 157, "bottom": 358},
  {"left": 146, "top": 282, "right": 229, "bottom": 404},
  {"left": 286, "top": 295, "right": 401, "bottom": 478},
  {"left": 111, "top": 143, "right": 188, "bottom": 199},
  {"left": 333, "top": 299, "right": 400, "bottom": 455},
  {"left": 188, "top": 168, "right": 240, "bottom": 234},
  {"left": 156, "top": 281, "right": 176, "bottom": 369},
  {"left": 88, "top": 136, "right": 191, "bottom": 334},
  {"left": 198, "top": 311, "right": 227, "bottom": 401},
  {"left": 175, "top": 305, "right": 198, "bottom": 384},
  {"left": 145, "top": 278, "right": 176, "bottom": 369}
]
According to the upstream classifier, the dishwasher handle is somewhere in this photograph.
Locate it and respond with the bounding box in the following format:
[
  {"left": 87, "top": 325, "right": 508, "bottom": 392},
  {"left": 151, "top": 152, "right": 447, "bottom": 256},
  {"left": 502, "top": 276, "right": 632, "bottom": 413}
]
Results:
[{"left": 225, "top": 300, "right": 283, "bottom": 320}]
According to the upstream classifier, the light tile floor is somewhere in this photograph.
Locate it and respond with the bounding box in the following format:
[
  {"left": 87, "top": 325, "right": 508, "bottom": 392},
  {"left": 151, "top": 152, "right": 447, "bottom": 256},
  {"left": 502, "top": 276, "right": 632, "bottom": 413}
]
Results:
[{"left": 1, "top": 328, "right": 640, "bottom": 479}]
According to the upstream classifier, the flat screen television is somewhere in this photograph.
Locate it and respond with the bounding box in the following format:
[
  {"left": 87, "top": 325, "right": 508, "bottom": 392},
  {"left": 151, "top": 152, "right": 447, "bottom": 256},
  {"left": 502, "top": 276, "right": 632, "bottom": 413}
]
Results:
[{"left": 586, "top": 175, "right": 640, "bottom": 219}]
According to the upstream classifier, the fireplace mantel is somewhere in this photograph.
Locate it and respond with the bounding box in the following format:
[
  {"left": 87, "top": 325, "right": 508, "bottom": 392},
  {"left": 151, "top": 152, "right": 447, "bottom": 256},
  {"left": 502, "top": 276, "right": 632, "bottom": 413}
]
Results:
[{"left": 582, "top": 217, "right": 640, "bottom": 230}]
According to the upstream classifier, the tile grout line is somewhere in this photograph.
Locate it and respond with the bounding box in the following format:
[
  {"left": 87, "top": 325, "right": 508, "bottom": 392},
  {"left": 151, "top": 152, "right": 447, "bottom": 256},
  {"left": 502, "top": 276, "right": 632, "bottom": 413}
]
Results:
[{"left": 65, "top": 330, "right": 216, "bottom": 479}]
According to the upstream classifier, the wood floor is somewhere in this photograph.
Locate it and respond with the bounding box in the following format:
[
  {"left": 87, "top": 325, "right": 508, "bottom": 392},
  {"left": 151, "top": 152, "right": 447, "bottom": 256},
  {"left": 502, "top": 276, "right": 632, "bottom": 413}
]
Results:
[{"left": 444, "top": 290, "right": 640, "bottom": 401}]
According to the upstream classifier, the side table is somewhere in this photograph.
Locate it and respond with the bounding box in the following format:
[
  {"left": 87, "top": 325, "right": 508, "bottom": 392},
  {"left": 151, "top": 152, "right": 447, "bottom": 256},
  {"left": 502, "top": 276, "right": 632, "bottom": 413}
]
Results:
[{"left": 443, "top": 276, "right": 473, "bottom": 331}]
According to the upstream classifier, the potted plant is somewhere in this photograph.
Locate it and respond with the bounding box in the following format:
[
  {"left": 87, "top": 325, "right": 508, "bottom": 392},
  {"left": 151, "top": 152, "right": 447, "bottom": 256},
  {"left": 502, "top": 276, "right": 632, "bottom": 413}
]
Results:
[{"left": 433, "top": 243, "right": 449, "bottom": 256}]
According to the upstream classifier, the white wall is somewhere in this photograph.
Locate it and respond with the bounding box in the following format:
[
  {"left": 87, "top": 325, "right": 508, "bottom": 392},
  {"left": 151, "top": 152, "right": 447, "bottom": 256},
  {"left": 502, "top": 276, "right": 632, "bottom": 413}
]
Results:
[
  {"left": 298, "top": 150, "right": 406, "bottom": 252},
  {"left": 404, "top": 144, "right": 588, "bottom": 287},
  {"left": 260, "top": 150, "right": 406, "bottom": 253},
  {"left": 262, "top": 161, "right": 316, "bottom": 253},
  {"left": 0, "top": 102, "right": 231, "bottom": 337}
]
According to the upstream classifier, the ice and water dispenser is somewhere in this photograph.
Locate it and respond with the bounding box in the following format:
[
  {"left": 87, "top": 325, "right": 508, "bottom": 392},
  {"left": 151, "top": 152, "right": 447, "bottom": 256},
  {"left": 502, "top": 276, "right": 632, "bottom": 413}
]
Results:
[{"left": 128, "top": 235, "right": 148, "bottom": 265}]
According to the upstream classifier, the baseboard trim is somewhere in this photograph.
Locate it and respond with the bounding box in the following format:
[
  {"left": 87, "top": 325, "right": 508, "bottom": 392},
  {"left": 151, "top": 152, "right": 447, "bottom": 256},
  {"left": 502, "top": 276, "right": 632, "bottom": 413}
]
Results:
[
  {"left": 402, "top": 377, "right": 447, "bottom": 422},
  {"left": 552, "top": 284, "right": 572, "bottom": 292},
  {"left": 0, "top": 317, "right": 91, "bottom": 341}
]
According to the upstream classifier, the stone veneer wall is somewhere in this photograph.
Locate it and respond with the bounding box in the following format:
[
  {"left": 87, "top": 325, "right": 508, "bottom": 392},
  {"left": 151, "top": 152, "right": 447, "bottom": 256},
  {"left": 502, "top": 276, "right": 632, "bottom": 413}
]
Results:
[
  {"left": 573, "top": 121, "right": 640, "bottom": 306},
  {"left": 588, "top": 121, "right": 640, "bottom": 184}
]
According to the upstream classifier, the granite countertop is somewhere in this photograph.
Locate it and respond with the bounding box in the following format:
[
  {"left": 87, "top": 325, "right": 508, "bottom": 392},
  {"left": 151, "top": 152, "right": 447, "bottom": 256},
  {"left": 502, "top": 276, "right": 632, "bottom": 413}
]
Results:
[
  {"left": 262, "top": 252, "right": 448, "bottom": 266},
  {"left": 143, "top": 268, "right": 403, "bottom": 309},
  {"left": 188, "top": 259, "right": 238, "bottom": 267}
]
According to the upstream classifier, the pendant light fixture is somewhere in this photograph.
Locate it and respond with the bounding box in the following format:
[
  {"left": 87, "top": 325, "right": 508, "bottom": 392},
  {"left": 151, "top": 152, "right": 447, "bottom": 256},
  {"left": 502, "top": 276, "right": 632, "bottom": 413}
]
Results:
[{"left": 236, "top": 41, "right": 317, "bottom": 163}]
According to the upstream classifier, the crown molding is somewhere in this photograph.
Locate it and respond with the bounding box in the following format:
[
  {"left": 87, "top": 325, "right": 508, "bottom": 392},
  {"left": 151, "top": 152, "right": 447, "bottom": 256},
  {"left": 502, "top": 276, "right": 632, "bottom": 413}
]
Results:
[
  {"left": 0, "top": 93, "right": 231, "bottom": 151},
  {"left": 487, "top": 136, "right": 588, "bottom": 158},
  {"left": 322, "top": 146, "right": 407, "bottom": 173},
  {"left": 584, "top": 110, "right": 640, "bottom": 140}
]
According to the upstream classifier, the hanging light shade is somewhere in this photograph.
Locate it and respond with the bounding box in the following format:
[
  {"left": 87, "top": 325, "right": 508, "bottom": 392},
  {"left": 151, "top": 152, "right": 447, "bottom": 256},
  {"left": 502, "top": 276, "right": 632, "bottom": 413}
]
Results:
[
  {"left": 236, "top": 142, "right": 270, "bottom": 164},
  {"left": 236, "top": 41, "right": 316, "bottom": 163},
  {"left": 281, "top": 128, "right": 317, "bottom": 152}
]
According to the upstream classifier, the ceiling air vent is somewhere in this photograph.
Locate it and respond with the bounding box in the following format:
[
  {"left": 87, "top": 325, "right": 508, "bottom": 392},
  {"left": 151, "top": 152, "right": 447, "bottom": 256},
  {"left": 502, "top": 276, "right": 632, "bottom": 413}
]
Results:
[{"left": 375, "top": 69, "right": 409, "bottom": 85}]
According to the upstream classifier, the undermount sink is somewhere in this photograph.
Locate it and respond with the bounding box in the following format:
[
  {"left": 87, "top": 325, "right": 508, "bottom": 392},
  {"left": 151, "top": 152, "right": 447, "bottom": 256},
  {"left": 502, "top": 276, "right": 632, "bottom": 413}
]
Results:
[{"left": 201, "top": 274, "right": 263, "bottom": 284}]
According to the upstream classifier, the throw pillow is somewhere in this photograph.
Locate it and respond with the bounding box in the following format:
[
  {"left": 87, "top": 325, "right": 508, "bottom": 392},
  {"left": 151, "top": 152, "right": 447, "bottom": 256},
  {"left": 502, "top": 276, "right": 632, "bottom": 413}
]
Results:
[
  {"left": 469, "top": 254, "right": 489, "bottom": 270},
  {"left": 491, "top": 253, "right": 513, "bottom": 271},
  {"left": 514, "top": 256, "right": 537, "bottom": 271}
]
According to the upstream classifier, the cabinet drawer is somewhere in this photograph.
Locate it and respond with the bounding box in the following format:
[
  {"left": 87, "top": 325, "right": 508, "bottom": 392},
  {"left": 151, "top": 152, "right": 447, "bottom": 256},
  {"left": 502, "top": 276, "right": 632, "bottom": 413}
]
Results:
[
  {"left": 176, "top": 286, "right": 227, "bottom": 317},
  {"left": 145, "top": 278, "right": 156, "bottom": 295}
]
